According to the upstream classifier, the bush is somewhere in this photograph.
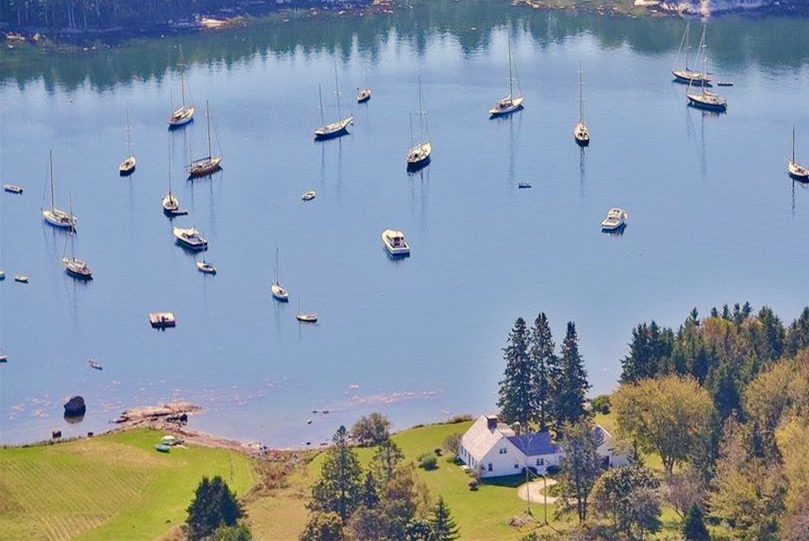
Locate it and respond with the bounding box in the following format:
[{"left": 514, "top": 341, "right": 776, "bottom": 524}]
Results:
[
  {"left": 418, "top": 453, "right": 438, "bottom": 471},
  {"left": 447, "top": 414, "right": 474, "bottom": 423},
  {"left": 592, "top": 395, "right": 611, "bottom": 415},
  {"left": 468, "top": 479, "right": 479, "bottom": 491},
  {"left": 545, "top": 465, "right": 561, "bottom": 476}
]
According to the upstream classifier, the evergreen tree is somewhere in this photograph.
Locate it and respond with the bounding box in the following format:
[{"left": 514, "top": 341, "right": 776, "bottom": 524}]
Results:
[
  {"left": 309, "top": 426, "right": 363, "bottom": 525},
  {"left": 529, "top": 312, "right": 558, "bottom": 431},
  {"left": 360, "top": 471, "right": 379, "bottom": 509},
  {"left": 785, "top": 306, "right": 809, "bottom": 356},
  {"left": 683, "top": 504, "right": 710, "bottom": 541},
  {"left": 620, "top": 321, "right": 676, "bottom": 383},
  {"left": 371, "top": 438, "right": 404, "bottom": 484},
  {"left": 186, "top": 476, "right": 244, "bottom": 541},
  {"left": 497, "top": 317, "right": 534, "bottom": 426},
  {"left": 553, "top": 322, "right": 591, "bottom": 432},
  {"left": 429, "top": 496, "right": 460, "bottom": 541},
  {"left": 300, "top": 512, "right": 345, "bottom": 541}
]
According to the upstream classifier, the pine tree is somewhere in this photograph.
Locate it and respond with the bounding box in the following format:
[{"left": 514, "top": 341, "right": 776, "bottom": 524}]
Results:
[
  {"left": 309, "top": 426, "right": 363, "bottom": 525},
  {"left": 530, "top": 312, "right": 558, "bottom": 432},
  {"left": 620, "top": 321, "right": 675, "bottom": 383},
  {"left": 683, "top": 504, "right": 711, "bottom": 541},
  {"left": 371, "top": 438, "right": 404, "bottom": 484},
  {"left": 186, "top": 476, "right": 244, "bottom": 541},
  {"left": 497, "top": 317, "right": 534, "bottom": 426},
  {"left": 429, "top": 496, "right": 460, "bottom": 541},
  {"left": 553, "top": 322, "right": 591, "bottom": 432},
  {"left": 360, "top": 471, "right": 379, "bottom": 508}
]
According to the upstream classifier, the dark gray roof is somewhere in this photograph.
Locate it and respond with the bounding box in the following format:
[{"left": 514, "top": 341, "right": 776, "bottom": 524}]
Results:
[{"left": 506, "top": 431, "right": 561, "bottom": 456}]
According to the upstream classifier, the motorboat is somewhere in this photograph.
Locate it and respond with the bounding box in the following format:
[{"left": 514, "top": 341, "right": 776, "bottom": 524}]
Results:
[
  {"left": 173, "top": 226, "right": 208, "bottom": 250},
  {"left": 301, "top": 190, "right": 316, "bottom": 201},
  {"left": 14, "top": 275, "right": 28, "bottom": 283},
  {"left": 518, "top": 181, "right": 532, "bottom": 189},
  {"left": 601, "top": 208, "right": 629, "bottom": 231},
  {"left": 381, "top": 229, "right": 410, "bottom": 257},
  {"left": 88, "top": 359, "right": 103, "bottom": 370},
  {"left": 3, "top": 184, "right": 23, "bottom": 194},
  {"left": 149, "top": 312, "right": 176, "bottom": 328},
  {"left": 187, "top": 101, "right": 223, "bottom": 178},
  {"left": 296, "top": 313, "right": 318, "bottom": 323},
  {"left": 0, "top": 270, "right": 5, "bottom": 280}
]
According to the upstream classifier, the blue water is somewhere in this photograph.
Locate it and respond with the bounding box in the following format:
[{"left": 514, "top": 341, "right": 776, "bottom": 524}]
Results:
[{"left": 1, "top": 13, "right": 808, "bottom": 447}]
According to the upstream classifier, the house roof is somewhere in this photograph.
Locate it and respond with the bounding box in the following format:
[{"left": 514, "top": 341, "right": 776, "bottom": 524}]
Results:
[
  {"left": 506, "top": 431, "right": 561, "bottom": 457},
  {"left": 462, "top": 415, "right": 516, "bottom": 460}
]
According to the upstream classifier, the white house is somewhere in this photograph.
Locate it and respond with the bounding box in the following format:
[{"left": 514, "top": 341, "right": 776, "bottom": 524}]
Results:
[
  {"left": 659, "top": 0, "right": 773, "bottom": 15},
  {"left": 459, "top": 415, "right": 627, "bottom": 479}
]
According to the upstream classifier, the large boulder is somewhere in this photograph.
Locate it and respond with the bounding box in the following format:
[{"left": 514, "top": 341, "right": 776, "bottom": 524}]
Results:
[{"left": 63, "top": 395, "right": 86, "bottom": 418}]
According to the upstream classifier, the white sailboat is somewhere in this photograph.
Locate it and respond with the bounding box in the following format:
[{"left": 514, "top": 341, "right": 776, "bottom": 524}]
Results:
[
  {"left": 118, "top": 107, "right": 136, "bottom": 175},
  {"left": 406, "top": 75, "right": 432, "bottom": 171},
  {"left": 168, "top": 50, "right": 195, "bottom": 127},
  {"left": 356, "top": 64, "right": 372, "bottom": 103},
  {"left": 162, "top": 137, "right": 187, "bottom": 216},
  {"left": 672, "top": 23, "right": 712, "bottom": 85},
  {"left": 271, "top": 247, "right": 289, "bottom": 302},
  {"left": 296, "top": 298, "right": 317, "bottom": 323},
  {"left": 686, "top": 52, "right": 726, "bottom": 113},
  {"left": 196, "top": 253, "right": 217, "bottom": 274},
  {"left": 573, "top": 66, "right": 590, "bottom": 147},
  {"left": 489, "top": 40, "right": 524, "bottom": 117},
  {"left": 314, "top": 68, "right": 353, "bottom": 140},
  {"left": 62, "top": 202, "right": 92, "bottom": 280},
  {"left": 41, "top": 150, "right": 77, "bottom": 229},
  {"left": 187, "top": 101, "right": 223, "bottom": 178},
  {"left": 787, "top": 125, "right": 809, "bottom": 182}
]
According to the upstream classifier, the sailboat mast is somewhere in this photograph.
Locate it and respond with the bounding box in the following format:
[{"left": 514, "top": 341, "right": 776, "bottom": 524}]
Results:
[
  {"left": 126, "top": 107, "right": 132, "bottom": 155},
  {"left": 318, "top": 84, "right": 325, "bottom": 125},
  {"left": 334, "top": 66, "right": 342, "bottom": 120},
  {"left": 508, "top": 40, "right": 514, "bottom": 98},
  {"left": 793, "top": 126, "right": 797, "bottom": 163},
  {"left": 206, "top": 101, "right": 212, "bottom": 159},
  {"left": 417, "top": 74, "right": 427, "bottom": 141},
  {"left": 579, "top": 66, "right": 584, "bottom": 123},
  {"left": 168, "top": 136, "right": 173, "bottom": 195},
  {"left": 49, "top": 149, "right": 55, "bottom": 209}
]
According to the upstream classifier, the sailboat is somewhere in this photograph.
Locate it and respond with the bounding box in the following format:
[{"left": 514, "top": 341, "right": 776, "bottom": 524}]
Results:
[
  {"left": 686, "top": 53, "right": 726, "bottom": 112},
  {"left": 489, "top": 40, "right": 524, "bottom": 117},
  {"left": 314, "top": 68, "right": 354, "bottom": 140},
  {"left": 787, "top": 126, "right": 809, "bottom": 182},
  {"left": 62, "top": 204, "right": 92, "bottom": 280},
  {"left": 118, "top": 108, "right": 136, "bottom": 176},
  {"left": 296, "top": 298, "right": 317, "bottom": 323},
  {"left": 271, "top": 247, "right": 289, "bottom": 302},
  {"left": 406, "top": 75, "right": 432, "bottom": 171},
  {"left": 187, "top": 101, "right": 223, "bottom": 178},
  {"left": 168, "top": 50, "right": 195, "bottom": 128},
  {"left": 573, "top": 66, "right": 590, "bottom": 147},
  {"left": 672, "top": 23, "right": 712, "bottom": 86},
  {"left": 162, "top": 137, "right": 187, "bottom": 216},
  {"left": 41, "top": 150, "right": 77, "bottom": 229},
  {"left": 356, "top": 64, "right": 372, "bottom": 103},
  {"left": 196, "top": 253, "right": 217, "bottom": 274}
]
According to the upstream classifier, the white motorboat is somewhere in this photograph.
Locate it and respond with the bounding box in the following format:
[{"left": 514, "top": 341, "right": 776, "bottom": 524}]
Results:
[
  {"left": 3, "top": 184, "right": 23, "bottom": 194},
  {"left": 15, "top": 275, "right": 29, "bottom": 283},
  {"left": 406, "top": 75, "right": 432, "bottom": 171},
  {"left": 489, "top": 40, "right": 524, "bottom": 117},
  {"left": 119, "top": 107, "right": 137, "bottom": 176},
  {"left": 356, "top": 87, "right": 371, "bottom": 103},
  {"left": 301, "top": 190, "right": 316, "bottom": 201},
  {"left": 574, "top": 66, "right": 590, "bottom": 147},
  {"left": 41, "top": 150, "right": 77, "bottom": 229},
  {"left": 187, "top": 101, "right": 223, "bottom": 178},
  {"left": 787, "top": 126, "right": 809, "bottom": 182},
  {"left": 601, "top": 208, "right": 629, "bottom": 231},
  {"left": 381, "top": 229, "right": 410, "bottom": 256},
  {"left": 271, "top": 247, "right": 289, "bottom": 302},
  {"left": 173, "top": 226, "right": 208, "bottom": 250}
]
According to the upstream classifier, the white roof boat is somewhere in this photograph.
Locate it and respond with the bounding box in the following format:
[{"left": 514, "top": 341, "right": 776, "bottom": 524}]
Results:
[
  {"left": 518, "top": 181, "right": 532, "bottom": 189},
  {"left": 196, "top": 260, "right": 217, "bottom": 274},
  {"left": 173, "top": 226, "right": 208, "bottom": 250},
  {"left": 88, "top": 359, "right": 103, "bottom": 370},
  {"left": 15, "top": 275, "right": 28, "bottom": 283},
  {"left": 0, "top": 354, "right": 8, "bottom": 363},
  {"left": 601, "top": 208, "right": 629, "bottom": 231},
  {"left": 63, "top": 257, "right": 93, "bottom": 279},
  {"left": 301, "top": 190, "right": 316, "bottom": 201},
  {"left": 149, "top": 311, "right": 176, "bottom": 328},
  {"left": 381, "top": 228, "right": 410, "bottom": 257},
  {"left": 0, "top": 270, "right": 5, "bottom": 280},
  {"left": 3, "top": 184, "right": 23, "bottom": 194},
  {"left": 356, "top": 87, "right": 372, "bottom": 103}
]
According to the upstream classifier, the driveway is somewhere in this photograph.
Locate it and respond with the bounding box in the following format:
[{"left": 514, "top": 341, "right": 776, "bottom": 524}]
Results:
[{"left": 517, "top": 477, "right": 558, "bottom": 504}]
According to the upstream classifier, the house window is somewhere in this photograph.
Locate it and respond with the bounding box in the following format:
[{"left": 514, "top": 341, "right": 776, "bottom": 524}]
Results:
[
  {"left": 514, "top": 464, "right": 519, "bottom": 469},
  {"left": 488, "top": 463, "right": 492, "bottom": 472},
  {"left": 536, "top": 458, "right": 545, "bottom": 466},
  {"left": 499, "top": 447, "right": 507, "bottom": 454}
]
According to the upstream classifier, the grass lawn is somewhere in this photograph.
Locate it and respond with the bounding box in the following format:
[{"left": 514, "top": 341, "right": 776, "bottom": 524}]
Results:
[{"left": 0, "top": 429, "right": 256, "bottom": 541}]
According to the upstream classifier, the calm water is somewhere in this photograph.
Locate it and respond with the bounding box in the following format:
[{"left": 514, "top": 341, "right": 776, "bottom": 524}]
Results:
[{"left": 1, "top": 5, "right": 808, "bottom": 447}]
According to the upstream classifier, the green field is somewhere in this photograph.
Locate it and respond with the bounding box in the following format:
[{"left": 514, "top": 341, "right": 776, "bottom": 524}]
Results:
[{"left": 0, "top": 429, "right": 256, "bottom": 541}]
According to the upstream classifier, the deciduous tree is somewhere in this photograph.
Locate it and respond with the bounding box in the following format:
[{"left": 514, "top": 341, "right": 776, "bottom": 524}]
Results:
[
  {"left": 557, "top": 419, "right": 604, "bottom": 522},
  {"left": 351, "top": 412, "right": 391, "bottom": 447},
  {"left": 591, "top": 464, "right": 661, "bottom": 541}
]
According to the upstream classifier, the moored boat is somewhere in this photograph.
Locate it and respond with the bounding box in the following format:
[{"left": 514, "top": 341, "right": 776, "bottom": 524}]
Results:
[
  {"left": 573, "top": 66, "right": 590, "bottom": 147},
  {"left": 14, "top": 275, "right": 28, "bottom": 283},
  {"left": 381, "top": 229, "right": 410, "bottom": 257},
  {"left": 406, "top": 75, "right": 432, "bottom": 171},
  {"left": 3, "top": 184, "right": 23, "bottom": 194},
  {"left": 787, "top": 126, "right": 809, "bottom": 182},
  {"left": 314, "top": 70, "right": 353, "bottom": 140},
  {"left": 168, "top": 50, "right": 195, "bottom": 128},
  {"left": 301, "top": 190, "right": 316, "bottom": 201},
  {"left": 271, "top": 247, "right": 289, "bottom": 302},
  {"left": 187, "top": 101, "right": 223, "bottom": 178},
  {"left": 173, "top": 226, "right": 208, "bottom": 250},
  {"left": 88, "top": 359, "right": 103, "bottom": 370},
  {"left": 149, "top": 312, "right": 176, "bottom": 328},
  {"left": 119, "top": 108, "right": 137, "bottom": 176},
  {"left": 41, "top": 150, "right": 77, "bottom": 229},
  {"left": 489, "top": 40, "right": 524, "bottom": 117},
  {"left": 672, "top": 23, "right": 712, "bottom": 86},
  {"left": 518, "top": 181, "right": 532, "bottom": 189},
  {"left": 601, "top": 208, "right": 629, "bottom": 231},
  {"left": 196, "top": 260, "right": 217, "bottom": 274}
]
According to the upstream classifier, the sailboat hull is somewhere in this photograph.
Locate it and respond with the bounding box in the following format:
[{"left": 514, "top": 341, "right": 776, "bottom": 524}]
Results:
[
  {"left": 489, "top": 96, "right": 525, "bottom": 117},
  {"left": 42, "top": 208, "right": 77, "bottom": 229},
  {"left": 187, "top": 156, "right": 223, "bottom": 178},
  {"left": 406, "top": 142, "right": 432, "bottom": 171},
  {"left": 314, "top": 117, "right": 353, "bottom": 140},
  {"left": 687, "top": 93, "right": 727, "bottom": 112},
  {"left": 672, "top": 70, "right": 712, "bottom": 85},
  {"left": 119, "top": 156, "right": 137, "bottom": 176},
  {"left": 574, "top": 123, "right": 590, "bottom": 147},
  {"left": 788, "top": 161, "right": 809, "bottom": 182},
  {"left": 168, "top": 106, "right": 195, "bottom": 128}
]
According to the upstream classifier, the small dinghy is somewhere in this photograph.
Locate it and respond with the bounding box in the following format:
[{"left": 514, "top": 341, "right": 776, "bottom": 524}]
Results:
[
  {"left": 3, "top": 184, "right": 23, "bottom": 194},
  {"left": 88, "top": 359, "right": 103, "bottom": 370},
  {"left": 301, "top": 190, "right": 316, "bottom": 201},
  {"left": 518, "top": 181, "right": 532, "bottom": 189}
]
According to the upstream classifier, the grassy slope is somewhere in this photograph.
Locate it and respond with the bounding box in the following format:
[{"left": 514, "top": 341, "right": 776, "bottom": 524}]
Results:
[{"left": 0, "top": 429, "right": 256, "bottom": 541}]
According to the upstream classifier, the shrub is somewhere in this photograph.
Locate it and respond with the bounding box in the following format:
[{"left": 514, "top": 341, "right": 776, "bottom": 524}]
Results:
[
  {"left": 447, "top": 414, "right": 473, "bottom": 424},
  {"left": 468, "top": 479, "right": 479, "bottom": 491},
  {"left": 592, "top": 395, "right": 611, "bottom": 415},
  {"left": 418, "top": 453, "right": 438, "bottom": 471}
]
